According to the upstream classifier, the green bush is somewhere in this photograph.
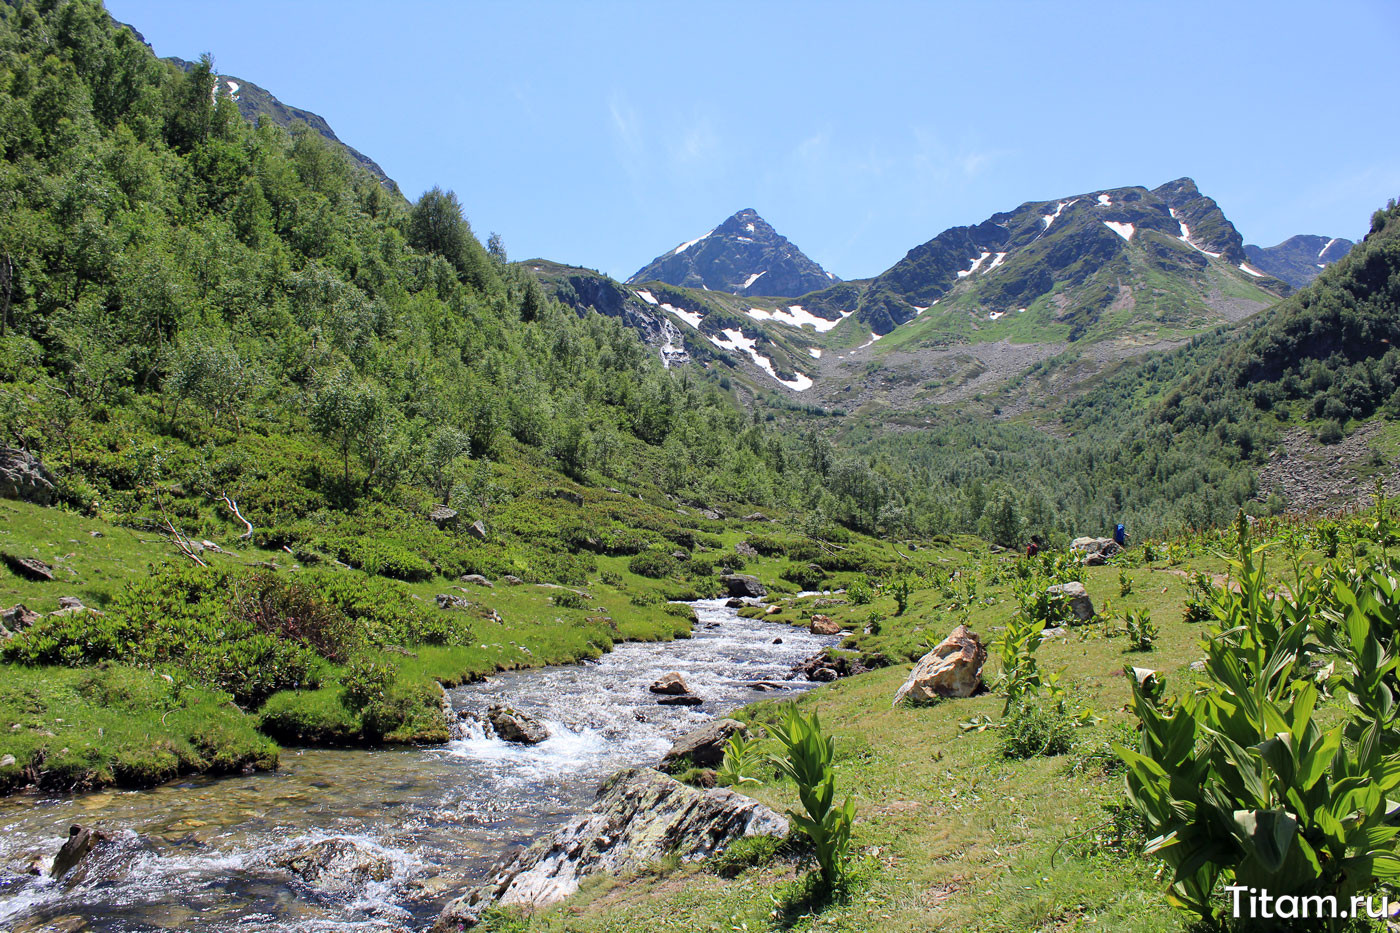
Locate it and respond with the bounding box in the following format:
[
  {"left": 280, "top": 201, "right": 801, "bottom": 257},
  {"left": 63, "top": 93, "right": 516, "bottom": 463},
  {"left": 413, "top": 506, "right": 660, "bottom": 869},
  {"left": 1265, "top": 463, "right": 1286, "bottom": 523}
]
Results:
[
  {"left": 552, "top": 589, "right": 588, "bottom": 609},
  {"left": 628, "top": 549, "right": 677, "bottom": 579},
  {"left": 781, "top": 562, "right": 826, "bottom": 591},
  {"left": 745, "top": 535, "right": 788, "bottom": 557},
  {"left": 999, "top": 698, "right": 1076, "bottom": 759}
]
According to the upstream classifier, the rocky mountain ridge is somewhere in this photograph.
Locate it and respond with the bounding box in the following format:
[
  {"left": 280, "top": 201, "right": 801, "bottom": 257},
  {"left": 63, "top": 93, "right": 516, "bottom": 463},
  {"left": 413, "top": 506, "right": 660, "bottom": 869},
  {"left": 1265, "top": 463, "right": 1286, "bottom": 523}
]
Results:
[
  {"left": 629, "top": 209, "right": 838, "bottom": 298},
  {"left": 1244, "top": 234, "right": 1355, "bottom": 288}
]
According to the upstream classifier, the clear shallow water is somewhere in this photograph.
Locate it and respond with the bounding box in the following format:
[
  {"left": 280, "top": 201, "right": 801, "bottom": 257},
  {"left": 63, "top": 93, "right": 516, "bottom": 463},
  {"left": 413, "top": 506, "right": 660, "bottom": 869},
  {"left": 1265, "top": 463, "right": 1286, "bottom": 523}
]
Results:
[{"left": 0, "top": 599, "right": 833, "bottom": 932}]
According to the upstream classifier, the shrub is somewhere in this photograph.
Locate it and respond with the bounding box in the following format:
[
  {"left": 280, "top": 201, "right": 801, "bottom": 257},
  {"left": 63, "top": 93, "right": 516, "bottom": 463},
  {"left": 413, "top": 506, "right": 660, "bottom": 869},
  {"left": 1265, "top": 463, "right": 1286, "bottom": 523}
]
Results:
[
  {"left": 745, "top": 535, "right": 788, "bottom": 557},
  {"left": 999, "top": 698, "right": 1076, "bottom": 759},
  {"left": 552, "top": 589, "right": 588, "bottom": 609},
  {"left": 628, "top": 549, "right": 677, "bottom": 579},
  {"left": 847, "top": 575, "right": 874, "bottom": 605},
  {"left": 230, "top": 572, "right": 354, "bottom": 662},
  {"left": 781, "top": 562, "right": 826, "bottom": 591},
  {"left": 341, "top": 653, "right": 395, "bottom": 711},
  {"left": 333, "top": 538, "right": 434, "bottom": 581},
  {"left": 628, "top": 589, "right": 663, "bottom": 607}
]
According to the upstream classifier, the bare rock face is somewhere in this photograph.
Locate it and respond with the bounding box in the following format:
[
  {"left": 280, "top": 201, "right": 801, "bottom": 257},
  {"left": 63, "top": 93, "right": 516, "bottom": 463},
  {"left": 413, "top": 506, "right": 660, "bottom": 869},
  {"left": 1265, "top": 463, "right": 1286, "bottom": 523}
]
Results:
[
  {"left": 1046, "top": 581, "right": 1095, "bottom": 623},
  {"left": 432, "top": 768, "right": 788, "bottom": 930},
  {"left": 648, "top": 672, "right": 691, "bottom": 696},
  {"left": 1, "top": 603, "right": 40, "bottom": 638},
  {"left": 487, "top": 705, "right": 549, "bottom": 745},
  {"left": 661, "top": 719, "right": 745, "bottom": 769},
  {"left": 892, "top": 625, "right": 987, "bottom": 705},
  {"left": 808, "top": 615, "right": 841, "bottom": 636},
  {"left": 0, "top": 447, "right": 56, "bottom": 506},
  {"left": 467, "top": 520, "right": 487, "bottom": 541}
]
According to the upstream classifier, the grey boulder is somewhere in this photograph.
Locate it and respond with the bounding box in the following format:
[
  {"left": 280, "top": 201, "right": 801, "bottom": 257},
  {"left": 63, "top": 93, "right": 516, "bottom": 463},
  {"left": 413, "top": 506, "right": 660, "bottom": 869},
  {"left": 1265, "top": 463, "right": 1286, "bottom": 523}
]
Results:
[
  {"left": 487, "top": 705, "right": 549, "bottom": 745},
  {"left": 0, "top": 448, "right": 56, "bottom": 506},
  {"left": 661, "top": 719, "right": 746, "bottom": 768},
  {"left": 720, "top": 574, "right": 766, "bottom": 598},
  {"left": 1046, "top": 581, "right": 1095, "bottom": 623},
  {"left": 432, "top": 768, "right": 787, "bottom": 930}
]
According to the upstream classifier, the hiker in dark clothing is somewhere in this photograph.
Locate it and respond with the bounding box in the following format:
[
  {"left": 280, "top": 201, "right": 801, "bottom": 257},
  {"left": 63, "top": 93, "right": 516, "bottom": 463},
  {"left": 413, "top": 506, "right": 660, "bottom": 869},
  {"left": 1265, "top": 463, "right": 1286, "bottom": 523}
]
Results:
[
  {"left": 1026, "top": 535, "right": 1041, "bottom": 558},
  {"left": 1114, "top": 523, "right": 1128, "bottom": 547}
]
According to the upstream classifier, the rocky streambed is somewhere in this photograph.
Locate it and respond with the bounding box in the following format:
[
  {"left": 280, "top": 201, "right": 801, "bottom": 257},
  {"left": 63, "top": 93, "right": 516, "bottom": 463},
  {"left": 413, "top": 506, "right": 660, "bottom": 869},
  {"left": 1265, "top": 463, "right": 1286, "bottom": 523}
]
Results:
[{"left": 0, "top": 598, "right": 834, "bottom": 932}]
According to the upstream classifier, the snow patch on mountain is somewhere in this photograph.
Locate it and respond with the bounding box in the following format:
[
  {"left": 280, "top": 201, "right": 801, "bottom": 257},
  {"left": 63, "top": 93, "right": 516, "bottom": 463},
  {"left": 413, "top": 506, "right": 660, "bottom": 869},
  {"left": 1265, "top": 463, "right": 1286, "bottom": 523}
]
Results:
[
  {"left": 958, "top": 251, "right": 992, "bottom": 278},
  {"left": 1097, "top": 193, "right": 1112, "bottom": 207},
  {"left": 808, "top": 347, "right": 822, "bottom": 358},
  {"left": 662, "top": 303, "right": 704, "bottom": 330},
  {"left": 708, "top": 328, "right": 811, "bottom": 391},
  {"left": 742, "top": 271, "right": 767, "bottom": 290},
  {"left": 1319, "top": 237, "right": 1339, "bottom": 258},
  {"left": 1104, "top": 221, "right": 1135, "bottom": 241},
  {"left": 1042, "top": 199, "right": 1077, "bottom": 230},
  {"left": 672, "top": 230, "right": 713, "bottom": 255},
  {"left": 743, "top": 305, "right": 852, "bottom": 333},
  {"left": 635, "top": 290, "right": 659, "bottom": 305},
  {"left": 987, "top": 252, "right": 1008, "bottom": 271},
  {"left": 1239, "top": 262, "right": 1265, "bottom": 278},
  {"left": 1170, "top": 209, "right": 1222, "bottom": 258}
]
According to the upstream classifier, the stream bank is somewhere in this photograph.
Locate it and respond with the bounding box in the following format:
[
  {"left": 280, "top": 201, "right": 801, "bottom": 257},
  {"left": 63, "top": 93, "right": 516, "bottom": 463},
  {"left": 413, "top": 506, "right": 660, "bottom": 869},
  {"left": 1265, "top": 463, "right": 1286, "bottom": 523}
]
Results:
[{"left": 0, "top": 598, "right": 834, "bottom": 932}]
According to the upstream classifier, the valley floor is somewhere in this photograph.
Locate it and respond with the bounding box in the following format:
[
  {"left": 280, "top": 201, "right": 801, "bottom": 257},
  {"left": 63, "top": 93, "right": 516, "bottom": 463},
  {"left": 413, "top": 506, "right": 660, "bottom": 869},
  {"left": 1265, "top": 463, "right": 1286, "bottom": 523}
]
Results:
[{"left": 460, "top": 540, "right": 1269, "bottom": 933}]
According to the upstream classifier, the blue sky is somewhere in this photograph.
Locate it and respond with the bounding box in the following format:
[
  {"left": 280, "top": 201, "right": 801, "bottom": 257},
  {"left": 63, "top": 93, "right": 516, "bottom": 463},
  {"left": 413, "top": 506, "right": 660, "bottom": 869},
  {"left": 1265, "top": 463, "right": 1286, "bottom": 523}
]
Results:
[{"left": 107, "top": 0, "right": 1400, "bottom": 282}]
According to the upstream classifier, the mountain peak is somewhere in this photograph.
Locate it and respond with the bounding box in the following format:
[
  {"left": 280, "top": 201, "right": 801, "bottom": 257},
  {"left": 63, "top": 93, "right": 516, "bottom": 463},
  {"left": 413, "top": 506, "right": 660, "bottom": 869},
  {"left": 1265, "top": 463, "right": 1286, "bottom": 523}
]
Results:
[
  {"left": 629, "top": 210, "right": 838, "bottom": 297},
  {"left": 1244, "top": 234, "right": 1355, "bottom": 288}
]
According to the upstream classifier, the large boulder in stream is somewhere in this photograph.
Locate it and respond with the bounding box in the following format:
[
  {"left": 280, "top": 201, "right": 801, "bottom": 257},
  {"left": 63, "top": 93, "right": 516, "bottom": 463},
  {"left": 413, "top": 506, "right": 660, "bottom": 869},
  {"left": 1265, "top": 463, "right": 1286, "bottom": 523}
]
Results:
[
  {"left": 487, "top": 705, "right": 549, "bottom": 745},
  {"left": 432, "top": 768, "right": 788, "bottom": 930},
  {"left": 272, "top": 837, "right": 400, "bottom": 896},
  {"left": 661, "top": 719, "right": 745, "bottom": 768},
  {"left": 648, "top": 672, "right": 691, "bottom": 695},
  {"left": 50, "top": 824, "right": 107, "bottom": 880},
  {"left": 720, "top": 574, "right": 766, "bottom": 598}
]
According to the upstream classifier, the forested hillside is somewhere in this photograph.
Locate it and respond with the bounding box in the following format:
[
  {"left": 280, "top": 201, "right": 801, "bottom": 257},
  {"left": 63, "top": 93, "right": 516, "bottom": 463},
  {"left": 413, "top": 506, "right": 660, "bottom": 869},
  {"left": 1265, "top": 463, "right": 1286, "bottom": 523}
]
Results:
[{"left": 0, "top": 0, "right": 918, "bottom": 548}]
